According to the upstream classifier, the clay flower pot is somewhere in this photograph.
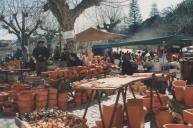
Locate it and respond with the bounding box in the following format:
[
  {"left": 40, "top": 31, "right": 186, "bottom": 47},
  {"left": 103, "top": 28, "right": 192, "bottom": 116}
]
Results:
[
  {"left": 183, "top": 108, "right": 193, "bottom": 125},
  {"left": 48, "top": 99, "right": 57, "bottom": 108},
  {"left": 127, "top": 99, "right": 144, "bottom": 128},
  {"left": 172, "top": 80, "right": 186, "bottom": 101},
  {"left": 155, "top": 107, "right": 173, "bottom": 128},
  {"left": 184, "top": 86, "right": 193, "bottom": 107},
  {"left": 103, "top": 104, "right": 123, "bottom": 128},
  {"left": 163, "top": 124, "right": 193, "bottom": 128}
]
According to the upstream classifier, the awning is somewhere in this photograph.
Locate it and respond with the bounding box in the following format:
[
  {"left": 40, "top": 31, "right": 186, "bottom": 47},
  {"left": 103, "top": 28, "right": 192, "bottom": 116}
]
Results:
[{"left": 93, "top": 35, "right": 193, "bottom": 49}]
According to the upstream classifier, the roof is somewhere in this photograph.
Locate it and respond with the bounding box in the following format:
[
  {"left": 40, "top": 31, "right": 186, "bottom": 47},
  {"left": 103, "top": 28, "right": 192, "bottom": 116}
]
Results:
[{"left": 75, "top": 27, "right": 126, "bottom": 42}]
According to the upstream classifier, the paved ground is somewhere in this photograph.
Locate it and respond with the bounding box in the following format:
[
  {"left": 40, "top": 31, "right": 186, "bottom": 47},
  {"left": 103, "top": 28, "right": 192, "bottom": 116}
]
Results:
[{"left": 0, "top": 92, "right": 150, "bottom": 128}]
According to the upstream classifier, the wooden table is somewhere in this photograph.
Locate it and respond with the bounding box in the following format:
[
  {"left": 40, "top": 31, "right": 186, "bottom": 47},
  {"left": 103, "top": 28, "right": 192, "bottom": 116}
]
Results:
[{"left": 73, "top": 73, "right": 169, "bottom": 128}]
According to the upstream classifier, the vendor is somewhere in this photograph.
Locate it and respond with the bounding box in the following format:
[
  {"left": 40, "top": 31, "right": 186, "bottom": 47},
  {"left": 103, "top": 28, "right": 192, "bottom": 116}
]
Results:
[
  {"left": 32, "top": 40, "right": 50, "bottom": 75},
  {"left": 122, "top": 54, "right": 138, "bottom": 75}
]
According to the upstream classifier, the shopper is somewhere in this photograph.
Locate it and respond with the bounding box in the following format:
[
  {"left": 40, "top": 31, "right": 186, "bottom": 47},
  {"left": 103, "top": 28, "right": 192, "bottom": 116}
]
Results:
[{"left": 32, "top": 40, "right": 50, "bottom": 75}]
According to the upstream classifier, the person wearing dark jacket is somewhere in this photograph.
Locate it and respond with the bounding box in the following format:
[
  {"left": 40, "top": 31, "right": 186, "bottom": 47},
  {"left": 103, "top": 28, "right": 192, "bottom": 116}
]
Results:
[
  {"left": 122, "top": 54, "right": 138, "bottom": 75},
  {"left": 32, "top": 40, "right": 50, "bottom": 75}
]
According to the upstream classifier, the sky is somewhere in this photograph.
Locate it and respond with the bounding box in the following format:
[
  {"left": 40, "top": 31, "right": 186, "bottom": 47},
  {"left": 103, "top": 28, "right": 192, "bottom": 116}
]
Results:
[
  {"left": 0, "top": 0, "right": 184, "bottom": 40},
  {"left": 139, "top": 0, "right": 184, "bottom": 20}
]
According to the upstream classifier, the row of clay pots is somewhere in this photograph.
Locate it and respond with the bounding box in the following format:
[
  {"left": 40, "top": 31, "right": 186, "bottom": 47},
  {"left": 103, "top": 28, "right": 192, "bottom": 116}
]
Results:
[
  {"left": 94, "top": 99, "right": 147, "bottom": 128},
  {"left": 143, "top": 93, "right": 169, "bottom": 113},
  {"left": 17, "top": 91, "right": 35, "bottom": 113},
  {"left": 172, "top": 80, "right": 193, "bottom": 106}
]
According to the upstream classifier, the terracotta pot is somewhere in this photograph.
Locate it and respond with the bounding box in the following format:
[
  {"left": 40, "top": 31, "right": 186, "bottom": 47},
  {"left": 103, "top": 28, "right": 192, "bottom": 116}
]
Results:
[
  {"left": 155, "top": 107, "right": 173, "bottom": 128},
  {"left": 36, "top": 95, "right": 47, "bottom": 101},
  {"left": 48, "top": 100, "right": 57, "bottom": 108},
  {"left": 2, "top": 105, "right": 15, "bottom": 116},
  {"left": 174, "top": 86, "right": 185, "bottom": 101},
  {"left": 0, "top": 92, "right": 9, "bottom": 102},
  {"left": 127, "top": 99, "right": 144, "bottom": 128},
  {"left": 17, "top": 100, "right": 34, "bottom": 108},
  {"left": 172, "top": 80, "right": 187, "bottom": 87},
  {"left": 183, "top": 109, "right": 193, "bottom": 125},
  {"left": 102, "top": 104, "right": 123, "bottom": 128},
  {"left": 58, "top": 92, "right": 68, "bottom": 102},
  {"left": 48, "top": 94, "right": 57, "bottom": 100},
  {"left": 163, "top": 124, "right": 193, "bottom": 128},
  {"left": 35, "top": 88, "right": 48, "bottom": 96},
  {"left": 17, "top": 91, "right": 35, "bottom": 101},
  {"left": 48, "top": 88, "right": 58, "bottom": 94},
  {"left": 75, "top": 97, "right": 81, "bottom": 106},
  {"left": 58, "top": 102, "right": 68, "bottom": 110},
  {"left": 82, "top": 93, "right": 88, "bottom": 103},
  {"left": 184, "top": 86, "right": 193, "bottom": 106},
  {"left": 143, "top": 96, "right": 159, "bottom": 112},
  {"left": 19, "top": 106, "right": 34, "bottom": 114},
  {"left": 36, "top": 101, "right": 47, "bottom": 109}
]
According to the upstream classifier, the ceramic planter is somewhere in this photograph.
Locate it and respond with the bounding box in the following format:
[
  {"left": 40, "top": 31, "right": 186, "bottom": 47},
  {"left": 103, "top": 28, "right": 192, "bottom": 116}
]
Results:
[
  {"left": 172, "top": 80, "right": 186, "bottom": 101},
  {"left": 184, "top": 86, "right": 193, "bottom": 107},
  {"left": 183, "top": 109, "right": 193, "bottom": 125},
  {"left": 155, "top": 107, "right": 173, "bottom": 128},
  {"left": 174, "top": 86, "right": 185, "bottom": 101},
  {"left": 103, "top": 103, "right": 123, "bottom": 128},
  {"left": 127, "top": 99, "right": 144, "bottom": 128},
  {"left": 163, "top": 124, "right": 193, "bottom": 128}
]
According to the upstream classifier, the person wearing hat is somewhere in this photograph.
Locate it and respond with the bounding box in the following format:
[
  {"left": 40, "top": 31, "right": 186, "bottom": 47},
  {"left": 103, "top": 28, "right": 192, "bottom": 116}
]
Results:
[{"left": 32, "top": 40, "right": 50, "bottom": 75}]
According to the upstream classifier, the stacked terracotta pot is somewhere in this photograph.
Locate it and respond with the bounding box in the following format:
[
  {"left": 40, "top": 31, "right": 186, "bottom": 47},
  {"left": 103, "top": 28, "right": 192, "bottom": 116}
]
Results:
[
  {"left": 142, "top": 92, "right": 169, "bottom": 113},
  {"left": 48, "top": 88, "right": 58, "bottom": 109},
  {"left": 172, "top": 80, "right": 186, "bottom": 102},
  {"left": 17, "top": 91, "right": 35, "bottom": 113},
  {"left": 74, "top": 91, "right": 82, "bottom": 106},
  {"left": 57, "top": 92, "right": 68, "bottom": 110},
  {"left": 0, "top": 92, "right": 9, "bottom": 104},
  {"left": 102, "top": 103, "right": 123, "bottom": 128},
  {"left": 35, "top": 88, "right": 48, "bottom": 110},
  {"left": 2, "top": 101, "right": 15, "bottom": 116},
  {"left": 127, "top": 99, "right": 145, "bottom": 128},
  {"left": 155, "top": 107, "right": 173, "bottom": 128}
]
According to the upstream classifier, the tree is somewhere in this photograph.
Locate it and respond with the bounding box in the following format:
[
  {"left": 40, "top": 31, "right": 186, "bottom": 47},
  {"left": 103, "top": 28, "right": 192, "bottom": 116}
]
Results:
[
  {"left": 95, "top": 2, "right": 123, "bottom": 32},
  {"left": 128, "top": 0, "right": 142, "bottom": 33},
  {"left": 128, "top": 0, "right": 142, "bottom": 25},
  {"left": 0, "top": 0, "right": 46, "bottom": 51},
  {"left": 150, "top": 3, "right": 159, "bottom": 17},
  {"left": 47, "top": 0, "right": 103, "bottom": 33}
]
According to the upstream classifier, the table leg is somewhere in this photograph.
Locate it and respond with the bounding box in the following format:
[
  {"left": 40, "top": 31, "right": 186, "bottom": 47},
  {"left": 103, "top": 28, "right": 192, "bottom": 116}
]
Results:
[
  {"left": 108, "top": 89, "right": 121, "bottom": 128},
  {"left": 83, "top": 90, "right": 94, "bottom": 119},
  {"left": 129, "top": 85, "right": 136, "bottom": 99},
  {"left": 149, "top": 86, "right": 158, "bottom": 128},
  {"left": 121, "top": 88, "right": 130, "bottom": 128},
  {"left": 155, "top": 89, "right": 163, "bottom": 106},
  {"left": 96, "top": 90, "right": 105, "bottom": 128}
]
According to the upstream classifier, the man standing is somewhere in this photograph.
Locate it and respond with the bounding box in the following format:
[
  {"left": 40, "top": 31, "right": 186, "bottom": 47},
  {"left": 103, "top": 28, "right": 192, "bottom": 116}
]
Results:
[{"left": 32, "top": 40, "right": 50, "bottom": 75}]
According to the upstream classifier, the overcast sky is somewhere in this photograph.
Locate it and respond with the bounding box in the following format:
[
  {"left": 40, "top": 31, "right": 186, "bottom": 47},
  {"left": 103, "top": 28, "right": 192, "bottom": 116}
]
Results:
[
  {"left": 139, "top": 0, "right": 184, "bottom": 20},
  {"left": 0, "top": 0, "right": 184, "bottom": 40}
]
